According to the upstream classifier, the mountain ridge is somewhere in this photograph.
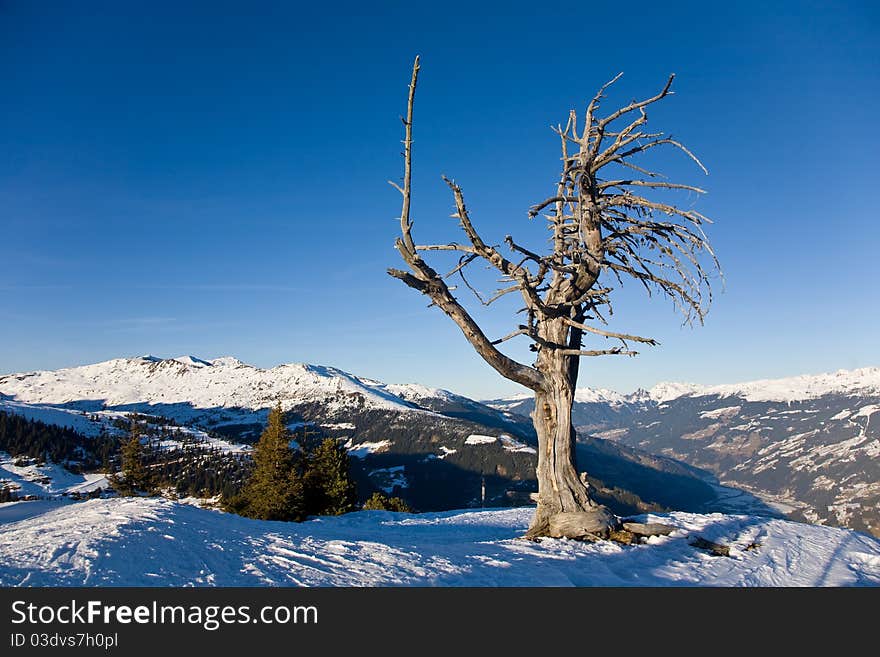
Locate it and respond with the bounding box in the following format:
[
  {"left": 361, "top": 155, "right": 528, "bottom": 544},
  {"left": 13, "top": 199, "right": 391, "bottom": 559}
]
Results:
[
  {"left": 7, "top": 357, "right": 879, "bottom": 411},
  {"left": 487, "top": 365, "right": 880, "bottom": 406}
]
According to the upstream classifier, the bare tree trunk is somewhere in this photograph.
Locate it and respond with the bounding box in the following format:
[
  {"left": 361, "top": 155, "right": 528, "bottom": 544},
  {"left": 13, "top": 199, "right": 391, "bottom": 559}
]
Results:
[{"left": 526, "top": 321, "right": 615, "bottom": 540}]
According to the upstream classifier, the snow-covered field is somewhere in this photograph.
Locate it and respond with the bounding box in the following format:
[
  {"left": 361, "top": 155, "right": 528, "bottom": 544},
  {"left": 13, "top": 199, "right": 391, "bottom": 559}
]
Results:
[{"left": 1, "top": 498, "right": 878, "bottom": 586}]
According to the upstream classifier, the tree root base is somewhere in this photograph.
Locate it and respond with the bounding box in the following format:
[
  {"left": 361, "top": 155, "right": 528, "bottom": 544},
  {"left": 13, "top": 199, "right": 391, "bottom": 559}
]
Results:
[
  {"left": 530, "top": 515, "right": 683, "bottom": 545},
  {"left": 546, "top": 507, "right": 617, "bottom": 540}
]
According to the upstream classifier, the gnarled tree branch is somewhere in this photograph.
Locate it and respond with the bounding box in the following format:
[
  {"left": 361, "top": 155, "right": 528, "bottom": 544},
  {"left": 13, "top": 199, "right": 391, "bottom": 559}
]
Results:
[{"left": 387, "top": 57, "right": 543, "bottom": 391}]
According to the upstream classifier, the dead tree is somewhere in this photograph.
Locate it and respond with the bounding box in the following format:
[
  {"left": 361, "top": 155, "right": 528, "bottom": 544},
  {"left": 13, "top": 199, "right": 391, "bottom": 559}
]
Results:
[{"left": 388, "top": 58, "right": 719, "bottom": 539}]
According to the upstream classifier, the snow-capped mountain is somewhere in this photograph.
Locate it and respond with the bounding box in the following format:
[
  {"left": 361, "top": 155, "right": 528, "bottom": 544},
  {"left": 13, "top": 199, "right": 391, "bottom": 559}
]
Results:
[
  {"left": 486, "top": 366, "right": 880, "bottom": 537},
  {"left": 1, "top": 355, "right": 725, "bottom": 515},
  {"left": 489, "top": 367, "right": 880, "bottom": 411},
  {"left": 643, "top": 367, "right": 880, "bottom": 403},
  {"left": 0, "top": 354, "right": 545, "bottom": 440},
  {"left": 0, "top": 355, "right": 528, "bottom": 510},
  {"left": 0, "top": 355, "right": 421, "bottom": 423}
]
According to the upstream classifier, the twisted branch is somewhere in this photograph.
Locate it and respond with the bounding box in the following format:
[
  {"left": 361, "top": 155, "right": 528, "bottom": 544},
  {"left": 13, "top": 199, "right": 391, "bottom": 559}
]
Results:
[{"left": 389, "top": 60, "right": 719, "bottom": 389}]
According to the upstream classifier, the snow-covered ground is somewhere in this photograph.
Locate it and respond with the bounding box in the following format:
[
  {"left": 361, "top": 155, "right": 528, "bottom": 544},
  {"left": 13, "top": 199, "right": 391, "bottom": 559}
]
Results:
[
  {"left": 344, "top": 439, "right": 391, "bottom": 459},
  {"left": 1, "top": 498, "right": 878, "bottom": 586},
  {"left": 0, "top": 399, "right": 116, "bottom": 437},
  {"left": 0, "top": 453, "right": 108, "bottom": 498}
]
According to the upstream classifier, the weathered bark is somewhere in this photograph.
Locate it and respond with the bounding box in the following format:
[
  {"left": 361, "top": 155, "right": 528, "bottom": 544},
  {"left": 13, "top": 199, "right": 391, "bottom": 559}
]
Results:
[
  {"left": 528, "top": 384, "right": 596, "bottom": 537},
  {"left": 526, "top": 318, "right": 615, "bottom": 539}
]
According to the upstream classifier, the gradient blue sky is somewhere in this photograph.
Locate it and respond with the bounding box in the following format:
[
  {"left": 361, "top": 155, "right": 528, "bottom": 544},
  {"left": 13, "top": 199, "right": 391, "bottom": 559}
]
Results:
[{"left": 1, "top": 1, "right": 878, "bottom": 399}]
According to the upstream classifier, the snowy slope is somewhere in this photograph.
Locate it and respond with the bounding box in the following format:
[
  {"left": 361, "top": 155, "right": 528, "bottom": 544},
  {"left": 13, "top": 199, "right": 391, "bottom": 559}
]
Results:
[
  {"left": 0, "top": 356, "right": 534, "bottom": 460},
  {"left": 0, "top": 356, "right": 453, "bottom": 455},
  {"left": 574, "top": 387, "right": 631, "bottom": 405},
  {"left": 0, "top": 498, "right": 878, "bottom": 586},
  {"left": 0, "top": 399, "right": 109, "bottom": 436},
  {"left": 0, "top": 453, "right": 108, "bottom": 498},
  {"left": 382, "top": 383, "right": 461, "bottom": 404}
]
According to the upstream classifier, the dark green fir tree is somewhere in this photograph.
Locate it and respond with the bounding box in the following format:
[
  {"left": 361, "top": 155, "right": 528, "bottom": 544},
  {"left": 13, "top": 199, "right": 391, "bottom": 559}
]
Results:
[
  {"left": 111, "top": 418, "right": 153, "bottom": 496},
  {"left": 233, "top": 403, "right": 304, "bottom": 521},
  {"left": 304, "top": 437, "right": 357, "bottom": 516}
]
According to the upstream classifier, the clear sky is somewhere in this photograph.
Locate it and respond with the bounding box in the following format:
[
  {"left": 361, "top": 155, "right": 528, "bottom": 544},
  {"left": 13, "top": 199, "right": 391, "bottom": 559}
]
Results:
[{"left": 1, "top": 1, "right": 878, "bottom": 399}]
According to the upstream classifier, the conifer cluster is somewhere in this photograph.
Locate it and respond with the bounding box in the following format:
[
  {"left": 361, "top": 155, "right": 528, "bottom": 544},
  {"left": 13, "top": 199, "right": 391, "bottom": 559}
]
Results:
[
  {"left": 0, "top": 410, "right": 117, "bottom": 471},
  {"left": 224, "top": 403, "right": 357, "bottom": 521}
]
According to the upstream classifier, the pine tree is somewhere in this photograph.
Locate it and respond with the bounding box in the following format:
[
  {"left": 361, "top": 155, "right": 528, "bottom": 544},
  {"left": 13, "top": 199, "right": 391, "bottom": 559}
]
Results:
[
  {"left": 234, "top": 403, "right": 304, "bottom": 521},
  {"left": 304, "top": 437, "right": 357, "bottom": 516}
]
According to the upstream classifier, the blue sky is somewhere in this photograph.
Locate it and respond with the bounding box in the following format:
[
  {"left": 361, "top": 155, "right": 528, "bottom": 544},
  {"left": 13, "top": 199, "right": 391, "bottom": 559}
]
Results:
[{"left": 1, "top": 1, "right": 878, "bottom": 399}]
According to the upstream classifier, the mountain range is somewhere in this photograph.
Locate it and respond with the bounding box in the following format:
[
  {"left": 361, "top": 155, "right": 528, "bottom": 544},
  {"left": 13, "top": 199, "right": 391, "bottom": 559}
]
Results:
[{"left": 1, "top": 356, "right": 877, "bottom": 535}]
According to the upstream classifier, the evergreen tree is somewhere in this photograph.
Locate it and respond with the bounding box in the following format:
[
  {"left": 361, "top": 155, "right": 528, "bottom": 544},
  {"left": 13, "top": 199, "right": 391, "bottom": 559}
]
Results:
[
  {"left": 233, "top": 403, "right": 303, "bottom": 521},
  {"left": 304, "top": 437, "right": 357, "bottom": 516},
  {"left": 111, "top": 419, "right": 153, "bottom": 496},
  {"left": 362, "top": 491, "right": 412, "bottom": 513}
]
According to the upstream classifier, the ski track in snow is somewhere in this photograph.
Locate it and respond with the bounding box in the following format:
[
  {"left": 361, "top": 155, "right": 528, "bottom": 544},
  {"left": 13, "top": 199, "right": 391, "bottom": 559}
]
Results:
[{"left": 1, "top": 498, "right": 878, "bottom": 587}]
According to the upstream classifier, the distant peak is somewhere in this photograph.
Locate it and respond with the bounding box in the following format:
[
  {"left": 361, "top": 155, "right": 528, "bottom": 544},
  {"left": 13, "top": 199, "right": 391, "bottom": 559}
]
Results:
[
  {"left": 482, "top": 392, "right": 532, "bottom": 403},
  {"left": 573, "top": 387, "right": 628, "bottom": 404},
  {"left": 172, "top": 356, "right": 213, "bottom": 368},
  {"left": 131, "top": 355, "right": 213, "bottom": 368},
  {"left": 384, "top": 383, "right": 457, "bottom": 400},
  {"left": 647, "top": 381, "right": 707, "bottom": 403},
  {"left": 209, "top": 356, "right": 248, "bottom": 368},
  {"left": 133, "top": 355, "right": 250, "bottom": 369}
]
